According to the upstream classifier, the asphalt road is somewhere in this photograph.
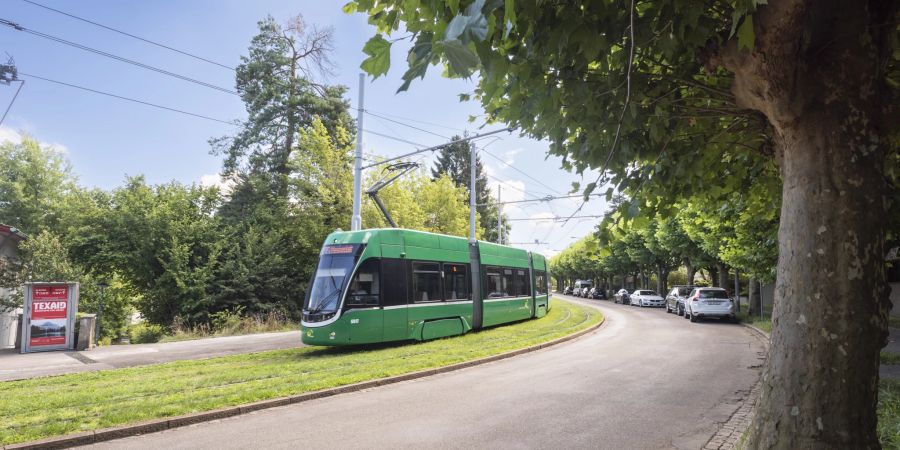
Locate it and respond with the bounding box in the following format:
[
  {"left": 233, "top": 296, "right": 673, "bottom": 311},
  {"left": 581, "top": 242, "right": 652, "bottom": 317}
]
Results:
[
  {"left": 83, "top": 296, "right": 765, "bottom": 450},
  {"left": 0, "top": 331, "right": 301, "bottom": 381}
]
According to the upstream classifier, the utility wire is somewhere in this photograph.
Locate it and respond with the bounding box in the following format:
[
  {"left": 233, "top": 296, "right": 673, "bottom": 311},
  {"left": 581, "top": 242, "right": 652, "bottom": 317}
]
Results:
[
  {"left": 0, "top": 79, "right": 24, "bottom": 126},
  {"left": 19, "top": 72, "right": 237, "bottom": 125},
  {"left": 363, "top": 129, "right": 427, "bottom": 148},
  {"left": 506, "top": 215, "right": 604, "bottom": 222},
  {"left": 561, "top": 0, "right": 636, "bottom": 226},
  {"left": 363, "top": 109, "right": 450, "bottom": 140},
  {"left": 355, "top": 107, "right": 468, "bottom": 133},
  {"left": 19, "top": 0, "right": 236, "bottom": 70},
  {"left": 0, "top": 18, "right": 238, "bottom": 95},
  {"left": 480, "top": 147, "right": 563, "bottom": 195},
  {"left": 484, "top": 173, "right": 551, "bottom": 201},
  {"left": 481, "top": 193, "right": 603, "bottom": 206}
]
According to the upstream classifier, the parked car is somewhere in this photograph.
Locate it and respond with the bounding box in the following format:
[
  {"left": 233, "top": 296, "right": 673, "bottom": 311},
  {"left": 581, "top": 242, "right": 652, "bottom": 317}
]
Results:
[
  {"left": 631, "top": 290, "right": 664, "bottom": 307},
  {"left": 683, "top": 287, "right": 736, "bottom": 323},
  {"left": 589, "top": 288, "right": 606, "bottom": 300},
  {"left": 665, "top": 285, "right": 694, "bottom": 315},
  {"left": 563, "top": 286, "right": 573, "bottom": 295},
  {"left": 614, "top": 289, "right": 631, "bottom": 305},
  {"left": 580, "top": 287, "right": 591, "bottom": 297}
]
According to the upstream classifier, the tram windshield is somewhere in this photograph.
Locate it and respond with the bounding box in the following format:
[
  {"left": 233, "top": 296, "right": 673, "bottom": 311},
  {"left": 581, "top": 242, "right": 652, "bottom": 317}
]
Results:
[{"left": 304, "top": 244, "right": 362, "bottom": 315}]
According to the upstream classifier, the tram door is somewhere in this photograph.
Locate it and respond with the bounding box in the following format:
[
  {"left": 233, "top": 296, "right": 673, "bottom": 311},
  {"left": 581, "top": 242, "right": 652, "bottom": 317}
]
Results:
[
  {"left": 380, "top": 258, "right": 408, "bottom": 341},
  {"left": 346, "top": 259, "right": 383, "bottom": 343}
]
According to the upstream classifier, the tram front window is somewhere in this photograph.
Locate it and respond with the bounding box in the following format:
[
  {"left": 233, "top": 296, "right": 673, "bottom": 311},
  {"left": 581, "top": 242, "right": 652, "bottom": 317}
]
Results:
[{"left": 304, "top": 244, "right": 361, "bottom": 322}]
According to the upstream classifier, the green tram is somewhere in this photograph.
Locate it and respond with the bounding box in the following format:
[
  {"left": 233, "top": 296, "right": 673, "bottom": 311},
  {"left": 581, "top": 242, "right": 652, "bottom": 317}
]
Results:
[{"left": 301, "top": 228, "right": 551, "bottom": 345}]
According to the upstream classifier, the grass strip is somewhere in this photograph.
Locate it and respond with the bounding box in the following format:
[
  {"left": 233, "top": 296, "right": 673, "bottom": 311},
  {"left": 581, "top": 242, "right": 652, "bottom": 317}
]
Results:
[
  {"left": 880, "top": 379, "right": 900, "bottom": 448},
  {"left": 736, "top": 310, "right": 772, "bottom": 334},
  {"left": 883, "top": 351, "right": 900, "bottom": 366},
  {"left": 0, "top": 298, "right": 601, "bottom": 445}
]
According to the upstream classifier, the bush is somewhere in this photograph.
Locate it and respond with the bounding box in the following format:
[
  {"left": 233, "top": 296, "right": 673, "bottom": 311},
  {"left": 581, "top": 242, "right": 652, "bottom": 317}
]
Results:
[
  {"left": 210, "top": 306, "right": 245, "bottom": 334},
  {"left": 129, "top": 322, "right": 166, "bottom": 344}
]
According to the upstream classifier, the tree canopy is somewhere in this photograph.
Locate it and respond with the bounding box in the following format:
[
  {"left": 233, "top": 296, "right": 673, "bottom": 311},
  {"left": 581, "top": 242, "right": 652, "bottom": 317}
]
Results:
[{"left": 350, "top": 0, "right": 899, "bottom": 446}]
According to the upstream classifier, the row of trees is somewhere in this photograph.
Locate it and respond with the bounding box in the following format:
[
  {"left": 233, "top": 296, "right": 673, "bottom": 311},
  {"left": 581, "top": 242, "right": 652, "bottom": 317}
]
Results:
[
  {"left": 550, "top": 178, "right": 779, "bottom": 315},
  {"left": 352, "top": 0, "right": 899, "bottom": 446},
  {"left": 0, "top": 15, "right": 503, "bottom": 339}
]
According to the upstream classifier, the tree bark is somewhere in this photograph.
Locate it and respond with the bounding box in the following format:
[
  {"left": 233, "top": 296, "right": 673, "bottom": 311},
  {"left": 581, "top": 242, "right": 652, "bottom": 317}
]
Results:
[
  {"left": 685, "top": 259, "right": 695, "bottom": 286},
  {"left": 707, "top": 1, "right": 894, "bottom": 447},
  {"left": 717, "top": 262, "right": 730, "bottom": 296},
  {"left": 656, "top": 266, "right": 669, "bottom": 294},
  {"left": 749, "top": 277, "right": 763, "bottom": 316},
  {"left": 707, "top": 266, "right": 719, "bottom": 287}
]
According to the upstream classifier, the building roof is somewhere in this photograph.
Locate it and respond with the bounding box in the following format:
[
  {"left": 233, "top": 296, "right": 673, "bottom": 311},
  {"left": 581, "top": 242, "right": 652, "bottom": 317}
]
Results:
[{"left": 0, "top": 224, "right": 27, "bottom": 241}]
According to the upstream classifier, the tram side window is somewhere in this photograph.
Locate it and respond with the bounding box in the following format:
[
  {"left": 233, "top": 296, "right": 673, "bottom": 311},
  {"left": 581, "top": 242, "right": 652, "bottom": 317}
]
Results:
[
  {"left": 513, "top": 269, "right": 528, "bottom": 296},
  {"left": 535, "top": 271, "right": 547, "bottom": 295},
  {"left": 443, "top": 264, "right": 469, "bottom": 300},
  {"left": 346, "top": 259, "right": 380, "bottom": 307},
  {"left": 485, "top": 266, "right": 505, "bottom": 298},
  {"left": 412, "top": 262, "right": 442, "bottom": 302},
  {"left": 510, "top": 270, "right": 528, "bottom": 297},
  {"left": 503, "top": 268, "right": 515, "bottom": 297}
]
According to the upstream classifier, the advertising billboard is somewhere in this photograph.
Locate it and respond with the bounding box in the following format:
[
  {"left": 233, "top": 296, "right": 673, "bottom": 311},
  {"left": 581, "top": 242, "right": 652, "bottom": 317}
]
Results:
[{"left": 21, "top": 282, "right": 79, "bottom": 353}]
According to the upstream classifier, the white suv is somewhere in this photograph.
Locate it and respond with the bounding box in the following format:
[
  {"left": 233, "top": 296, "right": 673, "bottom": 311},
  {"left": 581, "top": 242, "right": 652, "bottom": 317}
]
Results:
[{"left": 684, "top": 287, "right": 735, "bottom": 322}]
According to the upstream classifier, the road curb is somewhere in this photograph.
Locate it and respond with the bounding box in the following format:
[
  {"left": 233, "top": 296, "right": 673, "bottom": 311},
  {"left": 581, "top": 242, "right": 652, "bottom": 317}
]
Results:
[
  {"left": 3, "top": 305, "right": 604, "bottom": 450},
  {"left": 741, "top": 322, "right": 771, "bottom": 341},
  {"left": 703, "top": 322, "right": 769, "bottom": 450}
]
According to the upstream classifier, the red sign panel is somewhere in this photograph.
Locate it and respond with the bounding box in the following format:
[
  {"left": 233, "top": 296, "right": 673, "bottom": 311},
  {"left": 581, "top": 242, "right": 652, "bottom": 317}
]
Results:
[{"left": 30, "top": 286, "right": 69, "bottom": 346}]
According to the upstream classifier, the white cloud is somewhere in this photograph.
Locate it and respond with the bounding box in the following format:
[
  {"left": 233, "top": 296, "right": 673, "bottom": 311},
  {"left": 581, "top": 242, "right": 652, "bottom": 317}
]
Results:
[
  {"left": 486, "top": 176, "right": 526, "bottom": 215},
  {"left": 0, "top": 126, "right": 69, "bottom": 154},
  {"left": 200, "top": 173, "right": 236, "bottom": 194},
  {"left": 0, "top": 126, "right": 22, "bottom": 145},
  {"left": 502, "top": 148, "right": 523, "bottom": 165}
]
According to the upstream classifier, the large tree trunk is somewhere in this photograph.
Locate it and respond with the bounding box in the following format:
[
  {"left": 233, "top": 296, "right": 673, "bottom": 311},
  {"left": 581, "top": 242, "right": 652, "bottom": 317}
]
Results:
[
  {"left": 707, "top": 266, "right": 719, "bottom": 287},
  {"left": 708, "top": 1, "right": 894, "bottom": 447},
  {"left": 717, "top": 262, "right": 730, "bottom": 295},
  {"left": 656, "top": 266, "right": 669, "bottom": 294},
  {"left": 685, "top": 259, "right": 695, "bottom": 286},
  {"left": 749, "top": 277, "right": 763, "bottom": 316}
]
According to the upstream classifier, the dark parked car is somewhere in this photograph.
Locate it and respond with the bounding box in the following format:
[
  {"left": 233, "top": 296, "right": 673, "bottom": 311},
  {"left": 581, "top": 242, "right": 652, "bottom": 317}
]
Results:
[
  {"left": 614, "top": 289, "right": 631, "bottom": 305},
  {"left": 589, "top": 288, "right": 606, "bottom": 300},
  {"left": 665, "top": 285, "right": 694, "bottom": 316},
  {"left": 564, "top": 286, "right": 573, "bottom": 295}
]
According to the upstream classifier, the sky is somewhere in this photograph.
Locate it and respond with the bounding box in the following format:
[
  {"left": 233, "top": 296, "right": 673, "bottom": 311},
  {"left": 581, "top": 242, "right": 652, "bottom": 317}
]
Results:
[{"left": 0, "top": 0, "right": 609, "bottom": 257}]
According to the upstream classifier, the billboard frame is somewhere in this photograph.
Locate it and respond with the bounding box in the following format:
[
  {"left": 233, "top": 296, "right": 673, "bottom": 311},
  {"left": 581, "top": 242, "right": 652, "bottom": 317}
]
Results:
[{"left": 20, "top": 282, "right": 79, "bottom": 353}]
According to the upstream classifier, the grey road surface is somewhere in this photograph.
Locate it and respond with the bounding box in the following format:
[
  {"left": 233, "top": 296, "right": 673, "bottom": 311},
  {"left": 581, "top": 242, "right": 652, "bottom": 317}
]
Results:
[
  {"left": 0, "top": 331, "right": 301, "bottom": 381},
  {"left": 83, "top": 297, "right": 765, "bottom": 450}
]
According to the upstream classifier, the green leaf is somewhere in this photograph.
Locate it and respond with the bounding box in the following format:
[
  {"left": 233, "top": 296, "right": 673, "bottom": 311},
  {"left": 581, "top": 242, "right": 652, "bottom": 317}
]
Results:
[
  {"left": 504, "top": 0, "right": 516, "bottom": 28},
  {"left": 442, "top": 39, "right": 479, "bottom": 77},
  {"left": 448, "top": 0, "right": 459, "bottom": 15},
  {"left": 736, "top": 16, "right": 755, "bottom": 51},
  {"left": 360, "top": 35, "right": 392, "bottom": 77},
  {"left": 342, "top": 2, "right": 357, "bottom": 14}
]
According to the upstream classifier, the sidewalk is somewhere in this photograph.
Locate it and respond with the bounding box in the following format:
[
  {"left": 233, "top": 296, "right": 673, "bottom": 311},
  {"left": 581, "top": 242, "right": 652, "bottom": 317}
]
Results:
[{"left": 0, "top": 330, "right": 301, "bottom": 381}]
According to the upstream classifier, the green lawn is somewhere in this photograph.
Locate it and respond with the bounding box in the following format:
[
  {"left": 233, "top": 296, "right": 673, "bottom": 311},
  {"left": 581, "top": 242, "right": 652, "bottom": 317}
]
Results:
[
  {"left": 883, "top": 352, "right": 900, "bottom": 366},
  {"left": 880, "top": 379, "right": 900, "bottom": 448},
  {"left": 0, "top": 298, "right": 601, "bottom": 446}
]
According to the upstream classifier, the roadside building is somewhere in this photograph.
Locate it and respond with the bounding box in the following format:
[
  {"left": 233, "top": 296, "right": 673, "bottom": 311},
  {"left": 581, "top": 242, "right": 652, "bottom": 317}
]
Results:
[{"left": 0, "top": 224, "right": 27, "bottom": 348}]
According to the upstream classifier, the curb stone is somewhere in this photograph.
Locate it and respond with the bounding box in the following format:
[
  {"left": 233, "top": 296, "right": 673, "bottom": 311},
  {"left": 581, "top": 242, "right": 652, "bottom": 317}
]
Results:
[
  {"left": 3, "top": 306, "right": 605, "bottom": 450},
  {"left": 703, "top": 321, "right": 770, "bottom": 450}
]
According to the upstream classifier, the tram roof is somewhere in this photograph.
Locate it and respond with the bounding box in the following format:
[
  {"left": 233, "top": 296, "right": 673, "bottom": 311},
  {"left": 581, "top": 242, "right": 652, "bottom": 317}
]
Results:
[{"left": 323, "top": 228, "right": 546, "bottom": 263}]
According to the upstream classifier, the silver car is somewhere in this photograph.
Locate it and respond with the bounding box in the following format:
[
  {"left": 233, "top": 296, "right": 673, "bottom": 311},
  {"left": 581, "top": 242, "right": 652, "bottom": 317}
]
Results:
[
  {"left": 684, "top": 287, "right": 736, "bottom": 322},
  {"left": 631, "top": 290, "right": 664, "bottom": 307}
]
